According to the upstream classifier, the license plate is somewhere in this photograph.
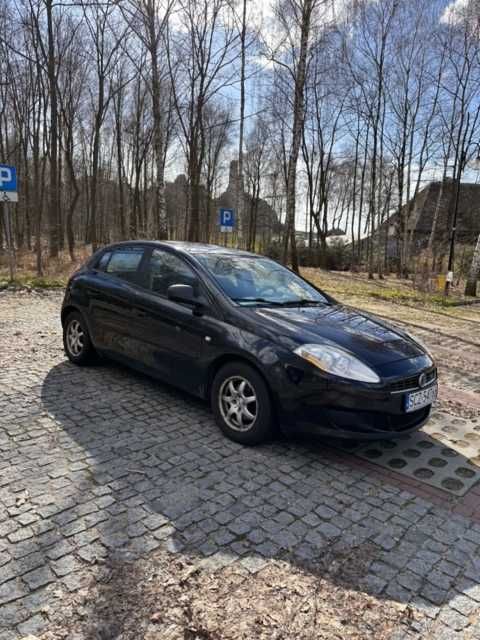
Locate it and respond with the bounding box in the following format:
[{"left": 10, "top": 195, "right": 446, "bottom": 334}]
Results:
[{"left": 405, "top": 384, "right": 437, "bottom": 413}]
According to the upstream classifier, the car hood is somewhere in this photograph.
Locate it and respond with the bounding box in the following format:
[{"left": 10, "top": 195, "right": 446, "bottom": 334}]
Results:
[{"left": 251, "top": 303, "right": 426, "bottom": 368}]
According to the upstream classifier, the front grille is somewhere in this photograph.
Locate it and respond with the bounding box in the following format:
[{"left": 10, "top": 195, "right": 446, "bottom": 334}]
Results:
[
  {"left": 320, "top": 405, "right": 431, "bottom": 434},
  {"left": 383, "top": 406, "right": 431, "bottom": 432},
  {"left": 388, "top": 368, "right": 436, "bottom": 393}
]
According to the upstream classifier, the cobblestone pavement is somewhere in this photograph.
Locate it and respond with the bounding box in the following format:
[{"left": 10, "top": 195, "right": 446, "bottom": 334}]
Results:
[{"left": 1, "top": 290, "right": 480, "bottom": 639}]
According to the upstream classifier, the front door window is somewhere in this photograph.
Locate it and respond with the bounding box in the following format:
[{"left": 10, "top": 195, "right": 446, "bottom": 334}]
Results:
[{"left": 147, "top": 249, "right": 198, "bottom": 297}]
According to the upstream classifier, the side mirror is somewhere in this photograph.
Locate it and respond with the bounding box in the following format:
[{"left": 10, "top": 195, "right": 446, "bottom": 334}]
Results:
[{"left": 167, "top": 284, "right": 205, "bottom": 315}]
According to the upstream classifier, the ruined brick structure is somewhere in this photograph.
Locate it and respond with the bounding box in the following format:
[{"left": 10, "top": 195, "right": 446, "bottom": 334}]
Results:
[{"left": 383, "top": 179, "right": 480, "bottom": 258}]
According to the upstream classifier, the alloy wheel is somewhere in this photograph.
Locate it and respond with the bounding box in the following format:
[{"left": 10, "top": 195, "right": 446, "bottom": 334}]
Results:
[
  {"left": 219, "top": 376, "right": 258, "bottom": 432},
  {"left": 66, "top": 319, "right": 84, "bottom": 357}
]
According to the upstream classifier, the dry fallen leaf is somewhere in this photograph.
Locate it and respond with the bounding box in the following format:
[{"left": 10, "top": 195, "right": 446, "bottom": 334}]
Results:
[
  {"left": 15, "top": 491, "right": 30, "bottom": 507},
  {"left": 150, "top": 611, "right": 162, "bottom": 623}
]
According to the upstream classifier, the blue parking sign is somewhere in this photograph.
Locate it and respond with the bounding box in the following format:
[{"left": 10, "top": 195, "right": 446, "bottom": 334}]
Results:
[
  {"left": 219, "top": 208, "right": 235, "bottom": 232},
  {"left": 0, "top": 165, "right": 17, "bottom": 191},
  {"left": 0, "top": 165, "right": 18, "bottom": 202}
]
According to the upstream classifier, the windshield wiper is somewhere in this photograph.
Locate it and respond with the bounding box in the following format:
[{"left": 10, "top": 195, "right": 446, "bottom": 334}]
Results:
[
  {"left": 232, "top": 297, "right": 284, "bottom": 306},
  {"left": 275, "top": 299, "right": 326, "bottom": 307},
  {"left": 232, "top": 297, "right": 326, "bottom": 307}
]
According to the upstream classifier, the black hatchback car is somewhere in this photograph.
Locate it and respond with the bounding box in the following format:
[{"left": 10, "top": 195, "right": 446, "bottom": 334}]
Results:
[{"left": 61, "top": 241, "right": 437, "bottom": 445}]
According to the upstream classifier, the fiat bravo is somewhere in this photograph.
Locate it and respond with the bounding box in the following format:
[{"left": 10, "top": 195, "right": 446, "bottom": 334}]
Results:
[{"left": 61, "top": 241, "right": 437, "bottom": 445}]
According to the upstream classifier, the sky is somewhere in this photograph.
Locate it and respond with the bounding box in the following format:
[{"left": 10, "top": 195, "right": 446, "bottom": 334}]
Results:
[{"left": 163, "top": 0, "right": 478, "bottom": 233}]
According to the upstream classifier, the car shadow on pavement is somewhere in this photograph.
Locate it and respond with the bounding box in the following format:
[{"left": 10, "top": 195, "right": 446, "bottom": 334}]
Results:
[{"left": 34, "top": 358, "right": 480, "bottom": 636}]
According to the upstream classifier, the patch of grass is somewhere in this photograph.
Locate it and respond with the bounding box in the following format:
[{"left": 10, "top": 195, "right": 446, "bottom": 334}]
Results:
[
  {"left": 0, "top": 245, "right": 91, "bottom": 289},
  {"left": 367, "top": 289, "right": 463, "bottom": 307},
  {"left": 0, "top": 274, "right": 67, "bottom": 289},
  {"left": 301, "top": 268, "right": 476, "bottom": 309}
]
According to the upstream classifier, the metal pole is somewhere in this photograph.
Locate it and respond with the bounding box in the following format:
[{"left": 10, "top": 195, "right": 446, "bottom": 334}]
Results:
[{"left": 2, "top": 199, "right": 15, "bottom": 282}]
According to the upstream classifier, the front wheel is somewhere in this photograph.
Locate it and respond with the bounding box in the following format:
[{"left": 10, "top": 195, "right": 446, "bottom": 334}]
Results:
[
  {"left": 63, "top": 311, "right": 96, "bottom": 365},
  {"left": 211, "top": 362, "right": 274, "bottom": 445}
]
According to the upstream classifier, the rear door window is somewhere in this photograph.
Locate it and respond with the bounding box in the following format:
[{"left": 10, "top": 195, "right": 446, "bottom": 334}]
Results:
[{"left": 105, "top": 247, "right": 146, "bottom": 286}]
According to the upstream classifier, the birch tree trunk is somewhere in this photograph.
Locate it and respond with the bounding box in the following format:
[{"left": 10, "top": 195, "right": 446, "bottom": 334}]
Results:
[
  {"left": 282, "top": 0, "right": 315, "bottom": 273},
  {"left": 45, "top": 0, "right": 60, "bottom": 258},
  {"left": 145, "top": 0, "right": 168, "bottom": 239},
  {"left": 236, "top": 0, "right": 247, "bottom": 247}
]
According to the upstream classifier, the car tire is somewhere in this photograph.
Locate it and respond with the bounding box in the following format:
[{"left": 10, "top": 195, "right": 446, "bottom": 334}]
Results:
[
  {"left": 211, "top": 361, "right": 274, "bottom": 445},
  {"left": 63, "top": 311, "right": 96, "bottom": 365}
]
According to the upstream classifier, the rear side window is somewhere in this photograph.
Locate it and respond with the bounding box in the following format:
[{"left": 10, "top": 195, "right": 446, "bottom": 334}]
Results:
[
  {"left": 107, "top": 249, "right": 143, "bottom": 273},
  {"left": 105, "top": 248, "right": 145, "bottom": 286}
]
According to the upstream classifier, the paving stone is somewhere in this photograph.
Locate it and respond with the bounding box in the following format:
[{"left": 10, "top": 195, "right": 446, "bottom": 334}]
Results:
[
  {"left": 239, "top": 555, "right": 268, "bottom": 574},
  {"left": 362, "top": 573, "right": 387, "bottom": 595},
  {"left": 314, "top": 505, "right": 337, "bottom": 520},
  {"left": 0, "top": 631, "right": 20, "bottom": 640},
  {"left": 0, "top": 578, "right": 29, "bottom": 605},
  {"left": 246, "top": 529, "right": 266, "bottom": 545},
  {"left": 384, "top": 580, "right": 411, "bottom": 602},
  {"left": 17, "top": 613, "right": 48, "bottom": 636},
  {"left": 0, "top": 601, "right": 29, "bottom": 626},
  {"left": 143, "top": 513, "right": 169, "bottom": 531},
  {"left": 45, "top": 540, "right": 73, "bottom": 561},
  {"left": 317, "top": 522, "right": 341, "bottom": 540},
  {"left": 256, "top": 541, "right": 280, "bottom": 557},
  {"left": 50, "top": 554, "right": 80, "bottom": 578},
  {"left": 214, "top": 510, "right": 235, "bottom": 525},
  {"left": 6, "top": 526, "right": 34, "bottom": 543},
  {"left": 374, "top": 532, "right": 398, "bottom": 551},
  {"left": 421, "top": 582, "right": 448, "bottom": 606},
  {"left": 449, "top": 593, "right": 479, "bottom": 616},
  {"left": 20, "top": 586, "right": 55, "bottom": 613},
  {"left": 396, "top": 570, "right": 423, "bottom": 593},
  {"left": 436, "top": 559, "right": 461, "bottom": 578},
  {"left": 436, "top": 606, "right": 469, "bottom": 630},
  {"left": 273, "top": 530, "right": 299, "bottom": 550},
  {"left": 23, "top": 565, "right": 55, "bottom": 589},
  {"left": 228, "top": 519, "right": 253, "bottom": 536}
]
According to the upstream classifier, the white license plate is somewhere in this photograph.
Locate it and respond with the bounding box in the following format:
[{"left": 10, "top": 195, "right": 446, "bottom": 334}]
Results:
[{"left": 405, "top": 384, "right": 437, "bottom": 413}]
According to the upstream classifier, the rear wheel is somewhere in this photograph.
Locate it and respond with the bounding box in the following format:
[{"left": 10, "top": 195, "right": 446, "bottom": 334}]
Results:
[
  {"left": 211, "top": 362, "right": 274, "bottom": 445},
  {"left": 63, "top": 311, "right": 96, "bottom": 365}
]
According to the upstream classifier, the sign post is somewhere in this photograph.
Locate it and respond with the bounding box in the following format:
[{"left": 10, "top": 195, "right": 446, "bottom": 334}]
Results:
[{"left": 0, "top": 165, "right": 18, "bottom": 282}]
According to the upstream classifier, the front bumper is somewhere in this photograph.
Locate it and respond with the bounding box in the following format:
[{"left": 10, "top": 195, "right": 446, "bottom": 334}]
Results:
[{"left": 277, "top": 365, "right": 436, "bottom": 440}]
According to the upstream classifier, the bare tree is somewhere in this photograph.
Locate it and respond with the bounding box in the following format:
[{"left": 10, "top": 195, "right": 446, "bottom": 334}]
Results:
[
  {"left": 267, "top": 0, "right": 328, "bottom": 272},
  {"left": 166, "top": 0, "right": 240, "bottom": 242},
  {"left": 465, "top": 231, "right": 480, "bottom": 296},
  {"left": 121, "top": 0, "right": 175, "bottom": 239},
  {"left": 82, "top": 0, "right": 128, "bottom": 251},
  {"left": 203, "top": 104, "right": 232, "bottom": 242}
]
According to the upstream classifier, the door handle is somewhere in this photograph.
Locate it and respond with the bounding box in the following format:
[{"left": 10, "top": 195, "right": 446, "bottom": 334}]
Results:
[{"left": 133, "top": 309, "right": 147, "bottom": 318}]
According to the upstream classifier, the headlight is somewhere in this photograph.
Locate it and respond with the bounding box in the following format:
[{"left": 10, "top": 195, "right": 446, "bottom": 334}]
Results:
[{"left": 294, "top": 343, "right": 381, "bottom": 383}]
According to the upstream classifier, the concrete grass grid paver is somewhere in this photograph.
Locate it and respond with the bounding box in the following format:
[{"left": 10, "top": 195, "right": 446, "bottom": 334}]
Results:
[
  {"left": 0, "top": 290, "right": 480, "bottom": 638},
  {"left": 338, "top": 416, "right": 480, "bottom": 495}
]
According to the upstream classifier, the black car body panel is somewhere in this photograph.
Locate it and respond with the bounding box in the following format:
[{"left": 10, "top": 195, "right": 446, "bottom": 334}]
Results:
[
  {"left": 250, "top": 305, "right": 425, "bottom": 366},
  {"left": 62, "top": 241, "right": 437, "bottom": 440}
]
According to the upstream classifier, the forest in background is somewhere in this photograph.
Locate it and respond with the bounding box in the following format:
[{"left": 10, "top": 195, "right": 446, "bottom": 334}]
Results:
[{"left": 1, "top": 0, "right": 480, "bottom": 295}]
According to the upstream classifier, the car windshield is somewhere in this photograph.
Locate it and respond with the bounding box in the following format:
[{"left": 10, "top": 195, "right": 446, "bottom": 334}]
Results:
[{"left": 196, "top": 254, "right": 329, "bottom": 306}]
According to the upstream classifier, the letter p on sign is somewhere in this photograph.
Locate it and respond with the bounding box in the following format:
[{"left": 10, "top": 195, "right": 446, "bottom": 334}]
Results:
[
  {"left": 0, "top": 167, "right": 12, "bottom": 188},
  {"left": 0, "top": 165, "right": 18, "bottom": 201}
]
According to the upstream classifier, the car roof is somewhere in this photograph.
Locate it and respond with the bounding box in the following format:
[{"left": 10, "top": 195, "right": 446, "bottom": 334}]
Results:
[{"left": 101, "top": 240, "right": 260, "bottom": 258}]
